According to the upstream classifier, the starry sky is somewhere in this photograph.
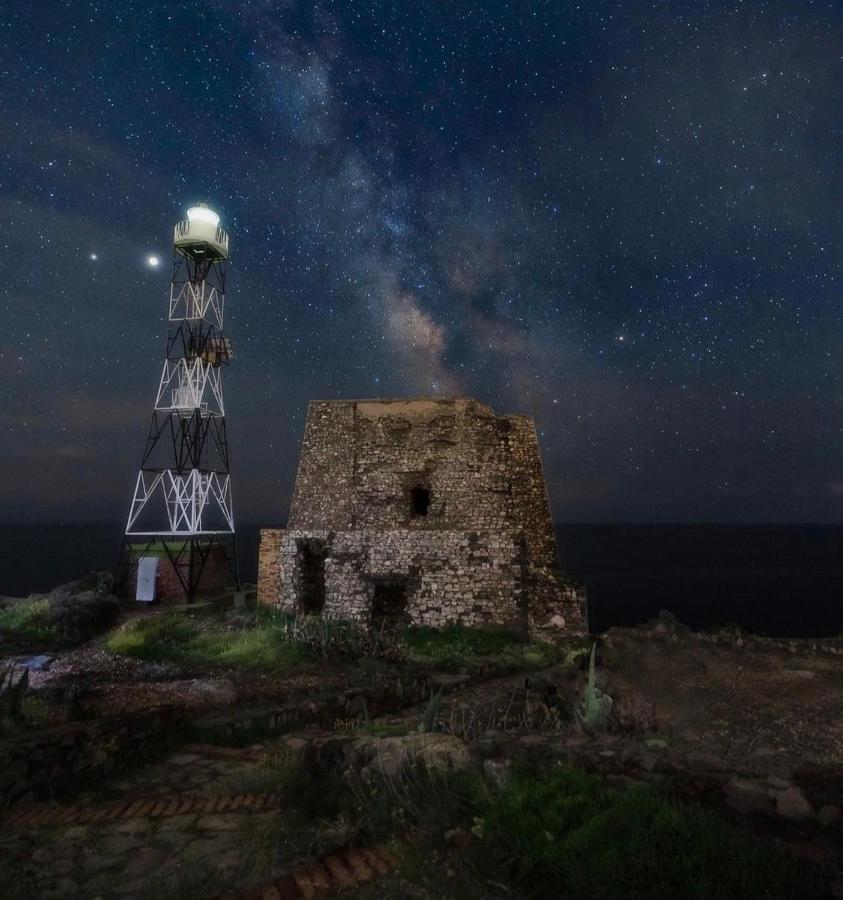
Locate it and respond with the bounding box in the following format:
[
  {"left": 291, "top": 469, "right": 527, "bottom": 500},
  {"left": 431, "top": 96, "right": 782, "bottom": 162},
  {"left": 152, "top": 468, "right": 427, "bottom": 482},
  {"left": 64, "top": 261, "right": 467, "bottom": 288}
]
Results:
[{"left": 1, "top": 1, "right": 840, "bottom": 525}]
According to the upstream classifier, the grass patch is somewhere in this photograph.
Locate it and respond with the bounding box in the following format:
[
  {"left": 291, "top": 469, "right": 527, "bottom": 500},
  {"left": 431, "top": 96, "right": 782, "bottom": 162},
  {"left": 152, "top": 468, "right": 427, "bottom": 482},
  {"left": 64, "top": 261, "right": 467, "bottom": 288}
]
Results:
[
  {"left": 105, "top": 613, "right": 561, "bottom": 674},
  {"left": 0, "top": 599, "right": 54, "bottom": 643},
  {"left": 404, "top": 624, "right": 559, "bottom": 670},
  {"left": 104, "top": 611, "right": 307, "bottom": 670}
]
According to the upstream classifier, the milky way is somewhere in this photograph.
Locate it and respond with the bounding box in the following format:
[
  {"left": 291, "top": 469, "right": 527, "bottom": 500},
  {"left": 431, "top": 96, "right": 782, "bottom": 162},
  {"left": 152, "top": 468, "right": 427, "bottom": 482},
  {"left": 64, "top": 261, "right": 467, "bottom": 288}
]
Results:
[{"left": 1, "top": 1, "right": 840, "bottom": 523}]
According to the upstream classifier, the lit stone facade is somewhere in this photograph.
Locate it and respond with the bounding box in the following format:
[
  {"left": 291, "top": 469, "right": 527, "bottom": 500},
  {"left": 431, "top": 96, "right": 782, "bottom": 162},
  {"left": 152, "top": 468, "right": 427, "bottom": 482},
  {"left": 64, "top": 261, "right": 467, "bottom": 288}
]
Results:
[{"left": 258, "top": 398, "right": 587, "bottom": 637}]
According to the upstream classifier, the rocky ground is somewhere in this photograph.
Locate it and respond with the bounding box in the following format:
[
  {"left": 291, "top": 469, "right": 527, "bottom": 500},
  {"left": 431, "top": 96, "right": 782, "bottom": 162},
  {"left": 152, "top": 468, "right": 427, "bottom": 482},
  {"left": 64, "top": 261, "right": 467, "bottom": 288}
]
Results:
[{"left": 1, "top": 605, "right": 842, "bottom": 898}]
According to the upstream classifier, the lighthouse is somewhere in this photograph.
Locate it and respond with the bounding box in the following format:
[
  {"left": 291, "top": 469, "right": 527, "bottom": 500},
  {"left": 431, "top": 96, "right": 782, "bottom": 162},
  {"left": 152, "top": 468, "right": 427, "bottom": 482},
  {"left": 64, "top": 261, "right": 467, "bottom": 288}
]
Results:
[{"left": 119, "top": 204, "right": 238, "bottom": 602}]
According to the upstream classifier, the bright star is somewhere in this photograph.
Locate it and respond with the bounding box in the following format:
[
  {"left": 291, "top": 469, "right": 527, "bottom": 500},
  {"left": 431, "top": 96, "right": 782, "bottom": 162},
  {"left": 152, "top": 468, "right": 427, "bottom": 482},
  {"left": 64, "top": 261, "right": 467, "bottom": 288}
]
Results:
[
  {"left": 89, "top": 253, "right": 98, "bottom": 261},
  {"left": 147, "top": 255, "right": 160, "bottom": 268}
]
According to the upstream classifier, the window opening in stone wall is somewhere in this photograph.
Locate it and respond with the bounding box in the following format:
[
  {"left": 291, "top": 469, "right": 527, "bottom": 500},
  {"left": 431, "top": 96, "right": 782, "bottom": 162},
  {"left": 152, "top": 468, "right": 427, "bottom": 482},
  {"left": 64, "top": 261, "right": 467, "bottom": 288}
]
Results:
[
  {"left": 298, "top": 541, "right": 326, "bottom": 614},
  {"left": 410, "top": 486, "right": 431, "bottom": 517},
  {"left": 372, "top": 580, "right": 409, "bottom": 628}
]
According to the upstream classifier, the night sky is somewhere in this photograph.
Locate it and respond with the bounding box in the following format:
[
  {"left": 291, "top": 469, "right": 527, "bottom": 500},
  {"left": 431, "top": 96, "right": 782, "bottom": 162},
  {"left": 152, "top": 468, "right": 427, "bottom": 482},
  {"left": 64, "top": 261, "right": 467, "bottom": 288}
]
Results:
[{"left": 1, "top": 1, "right": 840, "bottom": 526}]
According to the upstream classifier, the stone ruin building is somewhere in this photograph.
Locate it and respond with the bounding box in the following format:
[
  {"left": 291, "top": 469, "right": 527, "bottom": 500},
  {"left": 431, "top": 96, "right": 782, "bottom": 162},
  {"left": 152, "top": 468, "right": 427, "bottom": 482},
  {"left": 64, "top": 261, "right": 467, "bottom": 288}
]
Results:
[{"left": 258, "top": 398, "right": 587, "bottom": 638}]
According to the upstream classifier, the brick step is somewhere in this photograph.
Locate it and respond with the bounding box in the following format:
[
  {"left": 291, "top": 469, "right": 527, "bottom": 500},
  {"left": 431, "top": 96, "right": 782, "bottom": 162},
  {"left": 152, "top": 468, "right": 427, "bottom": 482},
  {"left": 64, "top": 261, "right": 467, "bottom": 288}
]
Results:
[
  {"left": 222, "top": 843, "right": 402, "bottom": 899},
  {"left": 182, "top": 742, "right": 271, "bottom": 762},
  {"left": 4, "top": 791, "right": 280, "bottom": 830}
]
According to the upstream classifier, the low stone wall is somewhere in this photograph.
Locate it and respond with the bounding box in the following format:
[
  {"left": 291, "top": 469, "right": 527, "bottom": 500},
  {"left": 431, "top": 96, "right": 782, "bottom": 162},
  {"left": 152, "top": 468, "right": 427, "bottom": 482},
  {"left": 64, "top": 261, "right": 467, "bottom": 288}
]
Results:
[
  {"left": 192, "top": 669, "right": 487, "bottom": 742},
  {"left": 0, "top": 662, "right": 523, "bottom": 811},
  {"left": 0, "top": 706, "right": 184, "bottom": 811},
  {"left": 285, "top": 725, "right": 843, "bottom": 838}
]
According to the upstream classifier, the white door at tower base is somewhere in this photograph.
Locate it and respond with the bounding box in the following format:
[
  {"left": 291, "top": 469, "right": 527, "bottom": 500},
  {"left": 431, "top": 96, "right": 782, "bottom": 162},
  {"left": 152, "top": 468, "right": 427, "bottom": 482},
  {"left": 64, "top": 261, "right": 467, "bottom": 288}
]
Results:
[{"left": 136, "top": 556, "right": 159, "bottom": 602}]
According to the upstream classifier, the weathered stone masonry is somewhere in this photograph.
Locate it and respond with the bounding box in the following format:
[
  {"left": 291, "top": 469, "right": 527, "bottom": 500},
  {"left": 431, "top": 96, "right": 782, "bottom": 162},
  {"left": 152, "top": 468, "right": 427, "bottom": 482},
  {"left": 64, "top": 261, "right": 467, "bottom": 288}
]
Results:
[{"left": 259, "top": 398, "right": 587, "bottom": 637}]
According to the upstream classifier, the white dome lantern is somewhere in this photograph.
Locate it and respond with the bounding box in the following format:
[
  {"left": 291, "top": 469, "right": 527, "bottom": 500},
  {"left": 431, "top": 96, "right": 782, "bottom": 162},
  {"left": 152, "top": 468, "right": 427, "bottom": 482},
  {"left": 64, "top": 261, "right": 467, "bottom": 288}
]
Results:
[
  {"left": 174, "top": 203, "right": 229, "bottom": 260},
  {"left": 187, "top": 206, "right": 220, "bottom": 227}
]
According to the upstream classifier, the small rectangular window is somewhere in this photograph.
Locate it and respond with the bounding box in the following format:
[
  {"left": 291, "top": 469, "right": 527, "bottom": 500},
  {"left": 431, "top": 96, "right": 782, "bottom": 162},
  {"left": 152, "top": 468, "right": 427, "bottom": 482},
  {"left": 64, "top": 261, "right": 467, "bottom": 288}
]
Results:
[{"left": 410, "top": 486, "right": 431, "bottom": 517}]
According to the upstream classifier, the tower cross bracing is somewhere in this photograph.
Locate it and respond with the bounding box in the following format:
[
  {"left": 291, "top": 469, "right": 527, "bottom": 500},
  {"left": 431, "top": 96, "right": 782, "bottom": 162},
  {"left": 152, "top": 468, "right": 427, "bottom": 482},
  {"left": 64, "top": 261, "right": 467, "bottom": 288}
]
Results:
[{"left": 119, "top": 205, "right": 238, "bottom": 601}]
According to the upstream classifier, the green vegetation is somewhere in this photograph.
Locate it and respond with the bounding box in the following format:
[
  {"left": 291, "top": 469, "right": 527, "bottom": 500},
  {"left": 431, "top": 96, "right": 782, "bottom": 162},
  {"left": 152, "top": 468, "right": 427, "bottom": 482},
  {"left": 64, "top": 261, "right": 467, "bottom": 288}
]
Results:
[
  {"left": 275, "top": 759, "right": 822, "bottom": 899},
  {"left": 404, "top": 624, "right": 559, "bottom": 669},
  {"left": 473, "top": 767, "right": 820, "bottom": 898},
  {"left": 580, "top": 642, "right": 613, "bottom": 730},
  {"left": 104, "top": 611, "right": 559, "bottom": 673},
  {"left": 104, "top": 610, "right": 307, "bottom": 670},
  {"left": 357, "top": 721, "right": 409, "bottom": 738},
  {"left": 0, "top": 592, "right": 120, "bottom": 647},
  {"left": 0, "top": 599, "right": 55, "bottom": 643}
]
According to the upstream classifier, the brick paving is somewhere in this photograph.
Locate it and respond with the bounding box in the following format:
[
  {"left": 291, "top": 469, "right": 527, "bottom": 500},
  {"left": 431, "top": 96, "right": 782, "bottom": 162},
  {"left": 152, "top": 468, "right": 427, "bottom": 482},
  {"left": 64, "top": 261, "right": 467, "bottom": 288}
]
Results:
[
  {"left": 2, "top": 737, "right": 407, "bottom": 899},
  {"left": 4, "top": 791, "right": 280, "bottom": 830},
  {"left": 225, "top": 843, "right": 401, "bottom": 899}
]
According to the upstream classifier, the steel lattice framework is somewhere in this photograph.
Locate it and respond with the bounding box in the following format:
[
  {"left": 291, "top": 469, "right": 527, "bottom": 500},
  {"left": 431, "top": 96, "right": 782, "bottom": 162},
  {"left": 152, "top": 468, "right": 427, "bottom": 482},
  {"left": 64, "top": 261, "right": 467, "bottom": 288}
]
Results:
[{"left": 117, "top": 206, "right": 239, "bottom": 601}]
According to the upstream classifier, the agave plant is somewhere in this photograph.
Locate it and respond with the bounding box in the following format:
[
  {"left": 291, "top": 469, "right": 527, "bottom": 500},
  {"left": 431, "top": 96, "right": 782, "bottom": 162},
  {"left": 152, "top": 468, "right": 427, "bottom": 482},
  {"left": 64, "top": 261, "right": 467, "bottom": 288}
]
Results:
[{"left": 578, "top": 643, "right": 613, "bottom": 731}]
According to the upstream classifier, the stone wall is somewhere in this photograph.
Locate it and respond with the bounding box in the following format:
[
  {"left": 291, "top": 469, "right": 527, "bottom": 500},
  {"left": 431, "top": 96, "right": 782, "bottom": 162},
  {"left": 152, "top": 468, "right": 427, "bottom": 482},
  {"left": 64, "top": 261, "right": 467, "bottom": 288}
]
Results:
[
  {"left": 0, "top": 707, "right": 183, "bottom": 810},
  {"left": 260, "top": 398, "right": 587, "bottom": 636},
  {"left": 257, "top": 528, "right": 284, "bottom": 606},
  {"left": 276, "top": 529, "right": 523, "bottom": 629}
]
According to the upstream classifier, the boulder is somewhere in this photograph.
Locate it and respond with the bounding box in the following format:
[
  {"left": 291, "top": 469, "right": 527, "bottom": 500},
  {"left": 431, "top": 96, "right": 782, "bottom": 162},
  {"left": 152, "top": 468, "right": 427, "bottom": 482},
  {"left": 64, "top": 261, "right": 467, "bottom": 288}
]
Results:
[
  {"left": 723, "top": 777, "right": 771, "bottom": 816},
  {"left": 686, "top": 751, "right": 730, "bottom": 773},
  {"left": 359, "top": 733, "right": 471, "bottom": 780},
  {"left": 817, "top": 805, "right": 841, "bottom": 828},
  {"left": 185, "top": 678, "right": 238, "bottom": 704},
  {"left": 775, "top": 786, "right": 814, "bottom": 822}
]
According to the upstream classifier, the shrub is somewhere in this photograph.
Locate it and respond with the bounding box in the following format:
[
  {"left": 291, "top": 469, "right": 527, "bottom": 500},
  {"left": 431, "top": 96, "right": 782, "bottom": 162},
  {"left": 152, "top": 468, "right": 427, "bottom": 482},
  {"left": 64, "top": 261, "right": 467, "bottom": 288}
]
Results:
[
  {"left": 49, "top": 591, "right": 121, "bottom": 643},
  {"left": 0, "top": 599, "right": 54, "bottom": 643},
  {"left": 0, "top": 591, "right": 121, "bottom": 646}
]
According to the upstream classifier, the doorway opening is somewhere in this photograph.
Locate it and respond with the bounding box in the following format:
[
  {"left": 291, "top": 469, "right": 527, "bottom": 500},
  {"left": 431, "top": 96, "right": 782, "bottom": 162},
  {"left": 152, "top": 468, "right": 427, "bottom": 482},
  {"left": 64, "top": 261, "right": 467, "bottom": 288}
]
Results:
[
  {"left": 372, "top": 579, "right": 409, "bottom": 628},
  {"left": 298, "top": 540, "right": 326, "bottom": 614}
]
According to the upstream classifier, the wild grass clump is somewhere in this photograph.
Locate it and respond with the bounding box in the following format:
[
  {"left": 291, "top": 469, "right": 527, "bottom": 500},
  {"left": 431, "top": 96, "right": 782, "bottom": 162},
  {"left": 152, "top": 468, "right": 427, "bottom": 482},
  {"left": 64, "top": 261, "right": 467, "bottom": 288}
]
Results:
[
  {"left": 404, "top": 624, "right": 559, "bottom": 669},
  {"left": 277, "top": 753, "right": 485, "bottom": 846},
  {"left": 280, "top": 613, "right": 405, "bottom": 662},
  {"left": 352, "top": 759, "right": 487, "bottom": 843}
]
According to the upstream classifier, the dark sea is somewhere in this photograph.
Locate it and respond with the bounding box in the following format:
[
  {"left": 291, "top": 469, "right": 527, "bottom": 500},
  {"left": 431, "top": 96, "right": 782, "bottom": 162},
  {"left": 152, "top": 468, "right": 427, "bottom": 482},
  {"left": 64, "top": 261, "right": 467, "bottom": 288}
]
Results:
[{"left": 1, "top": 524, "right": 840, "bottom": 638}]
